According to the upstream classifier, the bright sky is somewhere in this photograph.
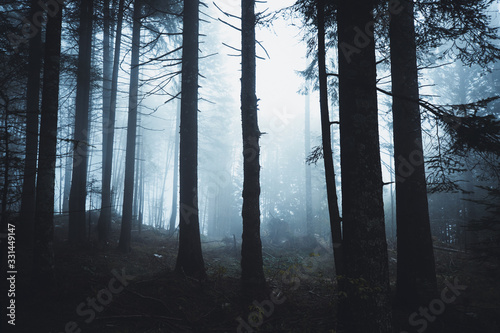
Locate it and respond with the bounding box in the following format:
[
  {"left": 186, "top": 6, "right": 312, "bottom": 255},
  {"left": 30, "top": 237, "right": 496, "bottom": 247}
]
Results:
[{"left": 211, "top": 0, "right": 317, "bottom": 133}]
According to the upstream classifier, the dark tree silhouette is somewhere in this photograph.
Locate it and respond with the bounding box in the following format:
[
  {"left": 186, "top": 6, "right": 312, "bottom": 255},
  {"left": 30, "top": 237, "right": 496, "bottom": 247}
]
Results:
[
  {"left": 68, "top": 0, "right": 94, "bottom": 245},
  {"left": 317, "top": 0, "right": 343, "bottom": 275},
  {"left": 337, "top": 0, "right": 392, "bottom": 331},
  {"left": 175, "top": 0, "right": 206, "bottom": 278},
  {"left": 33, "top": 1, "right": 63, "bottom": 288},
  {"left": 390, "top": 0, "right": 437, "bottom": 307},
  {"left": 98, "top": 0, "right": 125, "bottom": 243},
  {"left": 240, "top": 0, "right": 266, "bottom": 291},
  {"left": 118, "top": 0, "right": 142, "bottom": 253},
  {"left": 19, "top": 0, "right": 42, "bottom": 217},
  {"left": 19, "top": 0, "right": 43, "bottom": 278}
]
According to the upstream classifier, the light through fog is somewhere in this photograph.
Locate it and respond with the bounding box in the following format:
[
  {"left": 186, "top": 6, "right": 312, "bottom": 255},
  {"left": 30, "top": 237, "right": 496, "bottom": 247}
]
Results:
[
  {"left": 103, "top": 0, "right": 402, "bottom": 236},
  {"left": 121, "top": 0, "right": 328, "bottom": 236}
]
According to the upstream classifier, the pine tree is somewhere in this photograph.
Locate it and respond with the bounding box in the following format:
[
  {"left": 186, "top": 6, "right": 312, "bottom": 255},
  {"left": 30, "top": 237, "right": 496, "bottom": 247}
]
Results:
[
  {"left": 240, "top": 0, "right": 266, "bottom": 291},
  {"left": 68, "top": 0, "right": 94, "bottom": 245},
  {"left": 118, "top": 0, "right": 142, "bottom": 253},
  {"left": 337, "top": 0, "right": 392, "bottom": 331},
  {"left": 98, "top": 0, "right": 125, "bottom": 243},
  {"left": 33, "top": 0, "right": 64, "bottom": 288},
  {"left": 175, "top": 0, "right": 206, "bottom": 278},
  {"left": 390, "top": 0, "right": 437, "bottom": 307}
]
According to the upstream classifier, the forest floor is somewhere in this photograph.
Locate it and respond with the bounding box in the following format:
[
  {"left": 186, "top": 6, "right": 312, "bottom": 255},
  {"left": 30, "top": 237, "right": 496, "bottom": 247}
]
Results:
[{"left": 14, "top": 215, "right": 500, "bottom": 333}]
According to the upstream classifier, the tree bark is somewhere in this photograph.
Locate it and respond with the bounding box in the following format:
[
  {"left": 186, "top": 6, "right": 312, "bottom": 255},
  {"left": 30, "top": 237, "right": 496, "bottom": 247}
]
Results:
[
  {"left": 19, "top": 0, "right": 43, "bottom": 267},
  {"left": 175, "top": 0, "right": 206, "bottom": 278},
  {"left": 33, "top": 1, "right": 63, "bottom": 289},
  {"left": 118, "top": 0, "right": 142, "bottom": 253},
  {"left": 390, "top": 0, "right": 437, "bottom": 307},
  {"left": 337, "top": 0, "right": 392, "bottom": 331},
  {"left": 98, "top": 0, "right": 125, "bottom": 243},
  {"left": 317, "top": 0, "right": 343, "bottom": 275},
  {"left": 68, "top": 0, "right": 94, "bottom": 245},
  {"left": 1, "top": 94, "right": 10, "bottom": 226},
  {"left": 240, "top": 0, "right": 266, "bottom": 291}
]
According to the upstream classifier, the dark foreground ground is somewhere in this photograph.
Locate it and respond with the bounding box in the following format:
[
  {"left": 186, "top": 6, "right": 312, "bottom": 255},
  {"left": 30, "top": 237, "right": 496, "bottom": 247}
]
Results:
[{"left": 6, "top": 216, "right": 500, "bottom": 333}]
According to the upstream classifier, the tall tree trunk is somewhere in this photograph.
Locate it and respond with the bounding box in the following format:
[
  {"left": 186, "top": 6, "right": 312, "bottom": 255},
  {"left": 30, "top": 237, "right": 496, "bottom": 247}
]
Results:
[
  {"left": 68, "top": 0, "right": 94, "bottom": 245},
  {"left": 133, "top": 115, "right": 141, "bottom": 224},
  {"left": 98, "top": 0, "right": 125, "bottom": 243},
  {"left": 33, "top": 1, "right": 63, "bottom": 289},
  {"left": 137, "top": 128, "right": 144, "bottom": 234},
  {"left": 337, "top": 0, "right": 392, "bottom": 331},
  {"left": 240, "top": 0, "right": 265, "bottom": 291},
  {"left": 138, "top": 168, "right": 144, "bottom": 234},
  {"left": 317, "top": 0, "right": 343, "bottom": 275},
  {"left": 304, "top": 84, "right": 312, "bottom": 235},
  {"left": 118, "top": 0, "right": 142, "bottom": 253},
  {"left": 157, "top": 131, "right": 173, "bottom": 229},
  {"left": 112, "top": 128, "right": 125, "bottom": 212},
  {"left": 62, "top": 133, "right": 72, "bottom": 213},
  {"left": 175, "top": 0, "right": 206, "bottom": 278},
  {"left": 390, "top": 0, "right": 437, "bottom": 307},
  {"left": 19, "top": 0, "right": 43, "bottom": 269},
  {"left": 169, "top": 100, "right": 180, "bottom": 233},
  {"left": 1, "top": 95, "right": 10, "bottom": 225}
]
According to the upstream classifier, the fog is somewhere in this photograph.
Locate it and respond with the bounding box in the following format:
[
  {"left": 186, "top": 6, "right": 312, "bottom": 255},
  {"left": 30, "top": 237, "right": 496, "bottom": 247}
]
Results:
[{"left": 45, "top": 0, "right": 500, "bottom": 249}]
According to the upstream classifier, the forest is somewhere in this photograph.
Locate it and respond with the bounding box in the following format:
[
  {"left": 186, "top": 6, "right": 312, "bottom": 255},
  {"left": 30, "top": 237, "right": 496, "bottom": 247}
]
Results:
[{"left": 1, "top": 0, "right": 500, "bottom": 332}]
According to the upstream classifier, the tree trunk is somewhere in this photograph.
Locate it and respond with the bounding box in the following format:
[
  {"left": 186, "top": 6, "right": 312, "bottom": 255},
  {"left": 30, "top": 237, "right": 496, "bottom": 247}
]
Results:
[
  {"left": 33, "top": 1, "right": 63, "bottom": 289},
  {"left": 169, "top": 100, "right": 180, "bottom": 233},
  {"left": 337, "top": 0, "right": 392, "bottom": 331},
  {"left": 19, "top": 0, "right": 43, "bottom": 268},
  {"left": 240, "top": 0, "right": 266, "bottom": 291},
  {"left": 157, "top": 132, "right": 173, "bottom": 229},
  {"left": 118, "top": 0, "right": 142, "bottom": 253},
  {"left": 138, "top": 133, "right": 144, "bottom": 234},
  {"left": 390, "top": 0, "right": 437, "bottom": 307},
  {"left": 304, "top": 83, "right": 312, "bottom": 235},
  {"left": 98, "top": 0, "right": 125, "bottom": 243},
  {"left": 1, "top": 95, "right": 10, "bottom": 225},
  {"left": 68, "top": 0, "right": 94, "bottom": 245},
  {"left": 133, "top": 114, "right": 141, "bottom": 226},
  {"left": 62, "top": 134, "right": 72, "bottom": 213},
  {"left": 175, "top": 0, "right": 206, "bottom": 278},
  {"left": 317, "top": 0, "right": 343, "bottom": 275}
]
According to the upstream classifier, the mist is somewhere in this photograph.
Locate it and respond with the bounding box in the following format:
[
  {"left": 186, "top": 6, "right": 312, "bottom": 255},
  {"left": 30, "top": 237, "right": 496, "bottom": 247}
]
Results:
[{"left": 1, "top": 0, "right": 500, "bottom": 332}]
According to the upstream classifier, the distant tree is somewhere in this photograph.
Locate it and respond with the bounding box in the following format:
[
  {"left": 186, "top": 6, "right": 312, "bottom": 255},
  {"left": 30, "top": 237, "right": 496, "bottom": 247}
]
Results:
[
  {"left": 389, "top": 0, "right": 437, "bottom": 307},
  {"left": 175, "top": 0, "right": 206, "bottom": 278},
  {"left": 304, "top": 87, "right": 312, "bottom": 233},
  {"left": 68, "top": 0, "right": 94, "bottom": 245},
  {"left": 169, "top": 101, "right": 180, "bottom": 234},
  {"left": 337, "top": 0, "right": 392, "bottom": 331},
  {"left": 98, "top": 0, "right": 125, "bottom": 243},
  {"left": 62, "top": 129, "right": 72, "bottom": 213},
  {"left": 33, "top": 1, "right": 63, "bottom": 288},
  {"left": 118, "top": 0, "right": 142, "bottom": 253},
  {"left": 469, "top": 185, "right": 500, "bottom": 263},
  {"left": 240, "top": 0, "right": 266, "bottom": 291}
]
